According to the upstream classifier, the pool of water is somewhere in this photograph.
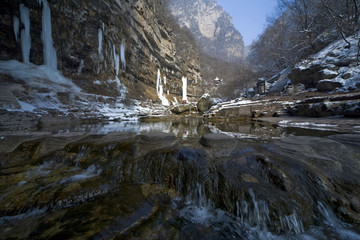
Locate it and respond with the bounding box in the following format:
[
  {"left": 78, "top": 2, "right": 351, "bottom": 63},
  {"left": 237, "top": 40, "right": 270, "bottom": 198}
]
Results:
[{"left": 0, "top": 119, "right": 359, "bottom": 239}]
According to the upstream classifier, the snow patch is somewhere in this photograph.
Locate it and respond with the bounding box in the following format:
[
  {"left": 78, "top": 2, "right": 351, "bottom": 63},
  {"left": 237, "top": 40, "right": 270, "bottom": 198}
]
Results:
[
  {"left": 18, "top": 100, "right": 36, "bottom": 112},
  {"left": 279, "top": 120, "right": 338, "bottom": 131}
]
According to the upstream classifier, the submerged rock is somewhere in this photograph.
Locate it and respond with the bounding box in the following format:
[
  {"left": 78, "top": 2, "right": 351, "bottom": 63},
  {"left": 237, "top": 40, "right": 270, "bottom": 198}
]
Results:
[{"left": 199, "top": 133, "right": 237, "bottom": 148}]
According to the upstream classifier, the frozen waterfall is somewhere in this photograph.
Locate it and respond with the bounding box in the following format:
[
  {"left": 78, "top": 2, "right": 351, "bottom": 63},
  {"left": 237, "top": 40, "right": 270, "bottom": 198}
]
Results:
[
  {"left": 120, "top": 39, "right": 126, "bottom": 72},
  {"left": 113, "top": 44, "right": 120, "bottom": 76},
  {"left": 98, "top": 29, "right": 103, "bottom": 55},
  {"left": 156, "top": 69, "right": 170, "bottom": 106},
  {"left": 39, "top": 0, "right": 57, "bottom": 70},
  {"left": 182, "top": 77, "right": 188, "bottom": 103},
  {"left": 20, "top": 4, "right": 31, "bottom": 64}
]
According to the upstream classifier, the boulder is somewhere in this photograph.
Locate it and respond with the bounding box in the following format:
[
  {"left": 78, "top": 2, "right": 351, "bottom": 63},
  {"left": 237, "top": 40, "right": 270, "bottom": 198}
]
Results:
[
  {"left": 289, "top": 65, "right": 338, "bottom": 88},
  {"left": 197, "top": 94, "right": 213, "bottom": 113},
  {"left": 283, "top": 83, "right": 305, "bottom": 94},
  {"left": 317, "top": 80, "right": 342, "bottom": 92},
  {"left": 170, "top": 104, "right": 193, "bottom": 114}
]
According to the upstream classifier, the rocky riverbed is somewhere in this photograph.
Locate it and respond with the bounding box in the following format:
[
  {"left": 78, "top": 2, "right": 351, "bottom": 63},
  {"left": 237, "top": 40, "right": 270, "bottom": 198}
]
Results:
[{"left": 1, "top": 121, "right": 360, "bottom": 239}]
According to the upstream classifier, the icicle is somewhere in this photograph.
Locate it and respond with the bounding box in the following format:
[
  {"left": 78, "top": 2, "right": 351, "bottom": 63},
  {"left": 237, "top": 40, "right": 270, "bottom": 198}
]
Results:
[
  {"left": 120, "top": 39, "right": 126, "bottom": 72},
  {"left": 98, "top": 28, "right": 103, "bottom": 55},
  {"left": 163, "top": 76, "right": 166, "bottom": 86},
  {"left": 20, "top": 4, "right": 31, "bottom": 64},
  {"left": 77, "top": 59, "right": 84, "bottom": 75},
  {"left": 182, "top": 77, "right": 188, "bottom": 103},
  {"left": 156, "top": 69, "right": 169, "bottom": 106},
  {"left": 13, "top": 16, "right": 20, "bottom": 42},
  {"left": 41, "top": 0, "right": 57, "bottom": 70},
  {"left": 156, "top": 69, "right": 160, "bottom": 93},
  {"left": 112, "top": 44, "right": 120, "bottom": 76},
  {"left": 102, "top": 22, "right": 105, "bottom": 31}
]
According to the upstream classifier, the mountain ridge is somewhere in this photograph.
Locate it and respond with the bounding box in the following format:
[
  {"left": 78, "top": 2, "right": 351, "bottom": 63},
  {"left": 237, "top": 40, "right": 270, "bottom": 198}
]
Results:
[{"left": 168, "top": 0, "right": 245, "bottom": 62}]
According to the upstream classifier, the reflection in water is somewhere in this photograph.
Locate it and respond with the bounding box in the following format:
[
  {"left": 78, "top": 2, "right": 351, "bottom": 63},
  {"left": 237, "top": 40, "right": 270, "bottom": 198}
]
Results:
[
  {"left": 1, "top": 119, "right": 360, "bottom": 239},
  {"left": 39, "top": 117, "right": 349, "bottom": 141}
]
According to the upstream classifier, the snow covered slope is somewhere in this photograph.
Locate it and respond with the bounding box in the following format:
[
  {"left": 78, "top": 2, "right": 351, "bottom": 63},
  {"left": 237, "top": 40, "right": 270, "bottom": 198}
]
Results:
[{"left": 289, "top": 33, "right": 360, "bottom": 92}]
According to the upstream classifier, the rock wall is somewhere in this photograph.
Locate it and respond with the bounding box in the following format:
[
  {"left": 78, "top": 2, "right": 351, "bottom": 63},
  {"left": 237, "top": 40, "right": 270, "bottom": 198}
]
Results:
[{"left": 0, "top": 0, "right": 203, "bottom": 102}]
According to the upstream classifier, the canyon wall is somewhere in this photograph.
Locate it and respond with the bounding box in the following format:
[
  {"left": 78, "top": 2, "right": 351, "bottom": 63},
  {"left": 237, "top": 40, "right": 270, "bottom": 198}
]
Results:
[{"left": 0, "top": 0, "right": 203, "bottom": 102}]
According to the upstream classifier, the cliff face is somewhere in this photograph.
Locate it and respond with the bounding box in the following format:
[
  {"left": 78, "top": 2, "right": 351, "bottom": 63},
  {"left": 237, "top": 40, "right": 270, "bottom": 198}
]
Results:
[
  {"left": 0, "top": 0, "right": 203, "bottom": 102},
  {"left": 168, "top": 0, "right": 245, "bottom": 62}
]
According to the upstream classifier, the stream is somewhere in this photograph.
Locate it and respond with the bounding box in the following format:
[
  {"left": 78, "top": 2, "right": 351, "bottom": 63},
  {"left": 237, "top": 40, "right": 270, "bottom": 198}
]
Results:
[{"left": 0, "top": 118, "right": 360, "bottom": 239}]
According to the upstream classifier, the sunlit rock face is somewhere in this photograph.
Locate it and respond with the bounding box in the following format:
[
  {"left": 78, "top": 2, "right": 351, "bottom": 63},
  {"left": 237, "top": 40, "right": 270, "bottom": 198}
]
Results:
[
  {"left": 0, "top": 0, "right": 203, "bottom": 101},
  {"left": 169, "top": 0, "right": 245, "bottom": 62}
]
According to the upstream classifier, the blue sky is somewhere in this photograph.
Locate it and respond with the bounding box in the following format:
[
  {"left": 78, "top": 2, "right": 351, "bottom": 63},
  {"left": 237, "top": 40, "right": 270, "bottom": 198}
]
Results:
[{"left": 216, "top": 0, "right": 278, "bottom": 46}]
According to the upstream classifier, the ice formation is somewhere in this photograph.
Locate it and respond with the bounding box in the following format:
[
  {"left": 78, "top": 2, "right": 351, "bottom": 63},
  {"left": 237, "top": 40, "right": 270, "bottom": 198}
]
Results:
[
  {"left": 182, "top": 77, "right": 188, "bottom": 102},
  {"left": 77, "top": 59, "right": 84, "bottom": 75},
  {"left": 156, "top": 69, "right": 170, "bottom": 106},
  {"left": 120, "top": 39, "right": 126, "bottom": 72},
  {"left": 0, "top": 60, "right": 81, "bottom": 92},
  {"left": 13, "top": 16, "right": 19, "bottom": 42},
  {"left": 98, "top": 28, "right": 103, "bottom": 55},
  {"left": 20, "top": 4, "right": 31, "bottom": 63},
  {"left": 39, "top": 0, "right": 57, "bottom": 70},
  {"left": 113, "top": 44, "right": 120, "bottom": 76}
]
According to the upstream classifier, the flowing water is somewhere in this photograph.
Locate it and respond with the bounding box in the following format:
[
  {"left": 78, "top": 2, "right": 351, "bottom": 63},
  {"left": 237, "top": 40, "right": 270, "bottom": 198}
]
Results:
[{"left": 0, "top": 118, "right": 360, "bottom": 239}]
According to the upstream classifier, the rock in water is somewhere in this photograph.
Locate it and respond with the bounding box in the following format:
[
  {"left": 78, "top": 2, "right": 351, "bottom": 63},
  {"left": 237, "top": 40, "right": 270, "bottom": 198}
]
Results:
[
  {"left": 170, "top": 104, "right": 192, "bottom": 114},
  {"left": 199, "top": 133, "right": 237, "bottom": 148},
  {"left": 197, "top": 93, "right": 212, "bottom": 113}
]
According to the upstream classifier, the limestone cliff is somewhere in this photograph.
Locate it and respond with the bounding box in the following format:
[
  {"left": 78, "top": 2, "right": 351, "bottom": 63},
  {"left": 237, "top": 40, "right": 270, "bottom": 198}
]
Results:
[
  {"left": 168, "top": 0, "right": 245, "bottom": 62},
  {"left": 0, "top": 0, "right": 203, "bottom": 102}
]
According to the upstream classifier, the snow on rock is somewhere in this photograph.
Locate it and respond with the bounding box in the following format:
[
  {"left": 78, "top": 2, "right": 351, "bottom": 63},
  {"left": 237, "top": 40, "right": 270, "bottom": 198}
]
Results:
[
  {"left": 18, "top": 100, "right": 36, "bottom": 112},
  {"left": 278, "top": 120, "right": 338, "bottom": 131},
  {"left": 290, "top": 32, "right": 360, "bottom": 92}
]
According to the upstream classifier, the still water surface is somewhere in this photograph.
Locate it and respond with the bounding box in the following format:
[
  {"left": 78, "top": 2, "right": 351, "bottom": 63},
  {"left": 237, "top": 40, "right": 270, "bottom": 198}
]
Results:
[{"left": 0, "top": 119, "right": 359, "bottom": 239}]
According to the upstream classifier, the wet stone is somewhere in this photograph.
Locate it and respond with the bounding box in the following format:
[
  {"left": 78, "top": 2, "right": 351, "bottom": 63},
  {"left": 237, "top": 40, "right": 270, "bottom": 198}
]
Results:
[{"left": 199, "top": 133, "right": 237, "bottom": 148}]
